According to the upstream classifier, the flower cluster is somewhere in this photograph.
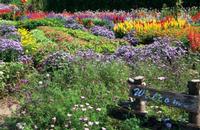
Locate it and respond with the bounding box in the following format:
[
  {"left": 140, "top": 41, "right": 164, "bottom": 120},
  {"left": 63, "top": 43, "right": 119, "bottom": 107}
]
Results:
[
  {"left": 18, "top": 28, "right": 38, "bottom": 54},
  {"left": 65, "top": 18, "right": 86, "bottom": 30},
  {"left": 0, "top": 39, "right": 23, "bottom": 52},
  {"left": 0, "top": 24, "right": 17, "bottom": 35},
  {"left": 73, "top": 11, "right": 136, "bottom": 23},
  {"left": 41, "top": 51, "right": 74, "bottom": 71},
  {"left": 25, "top": 11, "right": 47, "bottom": 20},
  {"left": 188, "top": 30, "right": 200, "bottom": 52},
  {"left": 123, "top": 30, "right": 139, "bottom": 46},
  {"left": 0, "top": 39, "right": 23, "bottom": 61},
  {"left": 75, "top": 50, "right": 101, "bottom": 60},
  {"left": 90, "top": 26, "right": 115, "bottom": 39},
  {"left": 114, "top": 17, "right": 188, "bottom": 35},
  {"left": 0, "top": 24, "right": 20, "bottom": 41},
  {"left": 192, "top": 12, "right": 200, "bottom": 23},
  {"left": 0, "top": 4, "right": 12, "bottom": 15},
  {"left": 18, "top": 55, "right": 33, "bottom": 64},
  {"left": 115, "top": 37, "right": 186, "bottom": 65}
]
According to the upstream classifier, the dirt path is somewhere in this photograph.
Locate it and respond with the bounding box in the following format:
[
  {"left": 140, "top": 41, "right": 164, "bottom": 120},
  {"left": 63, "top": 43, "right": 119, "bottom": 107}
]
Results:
[{"left": 0, "top": 97, "right": 19, "bottom": 124}]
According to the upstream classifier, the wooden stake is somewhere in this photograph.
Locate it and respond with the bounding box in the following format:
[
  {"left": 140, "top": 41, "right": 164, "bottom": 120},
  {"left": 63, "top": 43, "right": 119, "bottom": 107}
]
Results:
[{"left": 188, "top": 79, "right": 200, "bottom": 127}]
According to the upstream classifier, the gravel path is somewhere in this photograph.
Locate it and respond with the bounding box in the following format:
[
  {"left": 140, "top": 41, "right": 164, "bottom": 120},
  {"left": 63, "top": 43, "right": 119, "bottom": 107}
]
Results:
[{"left": 0, "top": 97, "right": 18, "bottom": 124}]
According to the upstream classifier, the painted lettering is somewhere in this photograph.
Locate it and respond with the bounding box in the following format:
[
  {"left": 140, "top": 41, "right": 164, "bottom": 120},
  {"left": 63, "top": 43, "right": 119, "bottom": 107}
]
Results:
[
  {"left": 164, "top": 98, "right": 170, "bottom": 104},
  {"left": 133, "top": 88, "right": 145, "bottom": 97}
]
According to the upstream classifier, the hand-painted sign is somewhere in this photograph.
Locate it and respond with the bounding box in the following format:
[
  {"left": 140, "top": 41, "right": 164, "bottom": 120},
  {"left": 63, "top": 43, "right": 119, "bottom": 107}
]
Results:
[{"left": 130, "top": 85, "right": 200, "bottom": 113}]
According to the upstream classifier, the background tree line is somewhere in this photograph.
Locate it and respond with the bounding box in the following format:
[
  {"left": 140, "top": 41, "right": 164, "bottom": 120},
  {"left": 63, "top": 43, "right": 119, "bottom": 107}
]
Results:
[{"left": 0, "top": 0, "right": 199, "bottom": 12}]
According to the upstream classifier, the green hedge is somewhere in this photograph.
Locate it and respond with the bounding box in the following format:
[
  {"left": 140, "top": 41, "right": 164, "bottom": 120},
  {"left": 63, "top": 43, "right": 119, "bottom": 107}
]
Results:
[{"left": 34, "top": 0, "right": 200, "bottom": 12}]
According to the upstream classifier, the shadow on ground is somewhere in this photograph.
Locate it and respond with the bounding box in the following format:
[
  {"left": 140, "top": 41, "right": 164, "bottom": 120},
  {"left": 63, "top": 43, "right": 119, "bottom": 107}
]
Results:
[{"left": 107, "top": 100, "right": 200, "bottom": 130}]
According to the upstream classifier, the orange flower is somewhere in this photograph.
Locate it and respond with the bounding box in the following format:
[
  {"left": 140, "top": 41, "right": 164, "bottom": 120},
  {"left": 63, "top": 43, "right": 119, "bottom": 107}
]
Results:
[{"left": 21, "top": 0, "right": 28, "bottom": 3}]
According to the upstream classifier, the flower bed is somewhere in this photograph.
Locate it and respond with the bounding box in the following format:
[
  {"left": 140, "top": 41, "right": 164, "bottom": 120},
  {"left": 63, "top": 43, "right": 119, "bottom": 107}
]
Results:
[{"left": 0, "top": 6, "right": 200, "bottom": 130}]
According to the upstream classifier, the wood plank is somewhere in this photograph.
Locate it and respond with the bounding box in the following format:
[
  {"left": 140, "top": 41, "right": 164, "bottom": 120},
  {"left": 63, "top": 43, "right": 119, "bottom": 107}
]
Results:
[{"left": 130, "top": 85, "right": 200, "bottom": 113}]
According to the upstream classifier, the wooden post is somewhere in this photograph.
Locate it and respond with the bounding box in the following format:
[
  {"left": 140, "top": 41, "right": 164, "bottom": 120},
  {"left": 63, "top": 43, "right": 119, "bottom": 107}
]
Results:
[
  {"left": 129, "top": 76, "right": 147, "bottom": 114},
  {"left": 188, "top": 79, "right": 200, "bottom": 127}
]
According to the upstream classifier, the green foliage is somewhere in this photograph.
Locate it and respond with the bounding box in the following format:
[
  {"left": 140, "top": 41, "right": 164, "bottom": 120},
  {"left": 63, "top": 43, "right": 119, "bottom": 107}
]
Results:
[
  {"left": 81, "top": 18, "right": 114, "bottom": 29},
  {"left": 0, "top": 20, "right": 17, "bottom": 26},
  {"left": 0, "top": 49, "right": 20, "bottom": 62},
  {"left": 129, "top": 54, "right": 200, "bottom": 121},
  {"left": 2, "top": 53, "right": 200, "bottom": 129},
  {"left": 30, "top": 29, "right": 55, "bottom": 45},
  {"left": 54, "top": 27, "right": 127, "bottom": 53},
  {"left": 5, "top": 60, "right": 132, "bottom": 129},
  {"left": 0, "top": 62, "right": 28, "bottom": 96},
  {"left": 16, "top": 18, "right": 65, "bottom": 30},
  {"left": 118, "top": 118, "right": 142, "bottom": 130}
]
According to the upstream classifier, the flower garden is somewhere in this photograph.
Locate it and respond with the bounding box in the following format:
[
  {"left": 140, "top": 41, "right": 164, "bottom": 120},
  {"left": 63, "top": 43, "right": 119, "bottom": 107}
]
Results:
[{"left": 0, "top": 0, "right": 200, "bottom": 130}]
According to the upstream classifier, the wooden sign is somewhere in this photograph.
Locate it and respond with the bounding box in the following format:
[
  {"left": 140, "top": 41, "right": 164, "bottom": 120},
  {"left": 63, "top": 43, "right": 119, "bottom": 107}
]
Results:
[{"left": 130, "top": 85, "right": 200, "bottom": 113}]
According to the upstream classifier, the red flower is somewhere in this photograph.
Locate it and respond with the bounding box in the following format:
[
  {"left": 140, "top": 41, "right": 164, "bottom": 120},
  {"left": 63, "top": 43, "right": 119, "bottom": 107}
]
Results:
[
  {"left": 192, "top": 12, "right": 200, "bottom": 22},
  {"left": 0, "top": 8, "right": 12, "bottom": 15},
  {"left": 188, "top": 30, "right": 200, "bottom": 52}
]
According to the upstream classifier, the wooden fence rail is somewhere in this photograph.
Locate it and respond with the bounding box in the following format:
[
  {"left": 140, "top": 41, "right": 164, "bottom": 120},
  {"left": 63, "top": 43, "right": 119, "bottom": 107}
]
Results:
[{"left": 128, "top": 76, "right": 200, "bottom": 127}]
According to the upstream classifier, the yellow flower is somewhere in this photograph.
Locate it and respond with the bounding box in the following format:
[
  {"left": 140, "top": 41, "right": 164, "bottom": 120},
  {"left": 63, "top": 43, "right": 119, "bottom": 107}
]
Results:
[{"left": 18, "top": 28, "right": 38, "bottom": 54}]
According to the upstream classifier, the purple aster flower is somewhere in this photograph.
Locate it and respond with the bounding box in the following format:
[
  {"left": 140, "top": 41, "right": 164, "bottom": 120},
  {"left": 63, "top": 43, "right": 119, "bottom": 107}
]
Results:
[
  {"left": 18, "top": 55, "right": 33, "bottom": 64},
  {"left": 0, "top": 24, "right": 17, "bottom": 35},
  {"left": 114, "top": 37, "right": 186, "bottom": 65},
  {"left": 0, "top": 39, "right": 23, "bottom": 52},
  {"left": 0, "top": 39, "right": 23, "bottom": 62},
  {"left": 65, "top": 18, "right": 86, "bottom": 31},
  {"left": 90, "top": 26, "right": 115, "bottom": 39},
  {"left": 41, "top": 51, "right": 74, "bottom": 71},
  {"left": 123, "top": 30, "right": 139, "bottom": 46}
]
